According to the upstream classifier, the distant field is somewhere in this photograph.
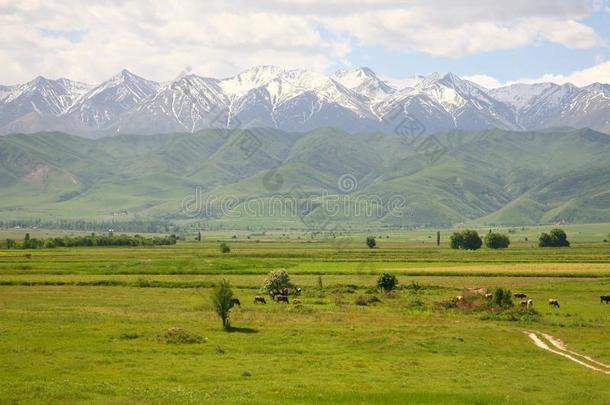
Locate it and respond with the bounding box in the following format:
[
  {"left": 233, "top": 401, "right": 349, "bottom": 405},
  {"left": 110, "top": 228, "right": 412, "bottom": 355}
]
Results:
[{"left": 0, "top": 235, "right": 609, "bottom": 403}]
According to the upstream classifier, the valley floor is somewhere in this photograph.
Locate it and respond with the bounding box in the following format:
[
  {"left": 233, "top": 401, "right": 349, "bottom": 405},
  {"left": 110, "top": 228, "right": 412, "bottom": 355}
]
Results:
[{"left": 0, "top": 237, "right": 609, "bottom": 404}]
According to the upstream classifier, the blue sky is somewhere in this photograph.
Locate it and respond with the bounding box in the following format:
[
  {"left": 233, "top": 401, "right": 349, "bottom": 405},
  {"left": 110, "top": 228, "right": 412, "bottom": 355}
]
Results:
[{"left": 1, "top": 0, "right": 609, "bottom": 87}]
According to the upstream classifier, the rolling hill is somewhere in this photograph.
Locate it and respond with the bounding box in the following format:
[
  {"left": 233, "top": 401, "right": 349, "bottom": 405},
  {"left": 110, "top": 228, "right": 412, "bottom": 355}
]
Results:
[{"left": 0, "top": 127, "right": 609, "bottom": 228}]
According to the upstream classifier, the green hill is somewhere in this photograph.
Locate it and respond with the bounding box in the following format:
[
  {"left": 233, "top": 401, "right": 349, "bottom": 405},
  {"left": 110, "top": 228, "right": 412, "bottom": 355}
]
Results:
[{"left": 1, "top": 127, "right": 609, "bottom": 228}]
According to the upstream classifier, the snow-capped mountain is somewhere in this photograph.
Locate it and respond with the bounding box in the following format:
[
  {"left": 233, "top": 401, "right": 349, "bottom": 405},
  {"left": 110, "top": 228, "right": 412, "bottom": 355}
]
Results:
[
  {"left": 63, "top": 69, "right": 159, "bottom": 131},
  {"left": 1, "top": 66, "right": 609, "bottom": 137},
  {"left": 0, "top": 77, "right": 90, "bottom": 132}
]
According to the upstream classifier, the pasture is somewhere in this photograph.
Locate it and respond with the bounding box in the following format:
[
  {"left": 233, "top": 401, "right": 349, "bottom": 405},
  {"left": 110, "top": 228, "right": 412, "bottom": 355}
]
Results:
[{"left": 0, "top": 229, "right": 609, "bottom": 404}]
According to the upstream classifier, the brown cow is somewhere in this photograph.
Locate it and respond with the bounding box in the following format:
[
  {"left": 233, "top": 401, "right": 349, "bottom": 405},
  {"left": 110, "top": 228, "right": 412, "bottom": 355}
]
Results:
[
  {"left": 231, "top": 298, "right": 241, "bottom": 306},
  {"left": 254, "top": 296, "right": 267, "bottom": 304},
  {"left": 548, "top": 299, "right": 560, "bottom": 308},
  {"left": 484, "top": 293, "right": 493, "bottom": 300},
  {"left": 514, "top": 293, "right": 527, "bottom": 299},
  {"left": 276, "top": 295, "right": 289, "bottom": 303},
  {"left": 292, "top": 299, "right": 302, "bottom": 305}
]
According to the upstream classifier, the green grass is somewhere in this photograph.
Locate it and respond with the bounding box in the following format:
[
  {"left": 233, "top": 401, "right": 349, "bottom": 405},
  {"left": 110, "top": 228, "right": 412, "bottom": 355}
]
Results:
[{"left": 0, "top": 238, "right": 609, "bottom": 404}]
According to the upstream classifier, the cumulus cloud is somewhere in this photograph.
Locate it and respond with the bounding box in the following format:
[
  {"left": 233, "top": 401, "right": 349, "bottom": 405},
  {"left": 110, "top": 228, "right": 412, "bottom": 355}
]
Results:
[
  {"left": 0, "top": 0, "right": 604, "bottom": 84},
  {"left": 510, "top": 61, "right": 610, "bottom": 87}
]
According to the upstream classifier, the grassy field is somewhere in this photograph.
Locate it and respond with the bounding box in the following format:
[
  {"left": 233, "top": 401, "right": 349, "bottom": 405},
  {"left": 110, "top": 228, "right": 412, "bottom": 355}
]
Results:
[{"left": 0, "top": 230, "right": 609, "bottom": 404}]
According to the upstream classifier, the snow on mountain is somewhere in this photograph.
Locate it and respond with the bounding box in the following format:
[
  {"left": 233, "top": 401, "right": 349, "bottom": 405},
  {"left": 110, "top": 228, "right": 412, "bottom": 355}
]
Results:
[
  {"left": 0, "top": 77, "right": 91, "bottom": 128},
  {"left": 0, "top": 67, "right": 609, "bottom": 136},
  {"left": 64, "top": 69, "right": 159, "bottom": 130},
  {"left": 333, "top": 67, "right": 396, "bottom": 101}
]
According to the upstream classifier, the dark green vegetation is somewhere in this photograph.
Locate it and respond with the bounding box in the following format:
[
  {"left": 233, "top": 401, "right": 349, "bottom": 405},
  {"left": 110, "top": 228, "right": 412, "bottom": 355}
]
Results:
[
  {"left": 8, "top": 232, "right": 177, "bottom": 249},
  {"left": 2, "top": 127, "right": 610, "bottom": 227},
  {"left": 484, "top": 231, "right": 511, "bottom": 249},
  {"left": 377, "top": 272, "right": 398, "bottom": 291},
  {"left": 539, "top": 228, "right": 571, "bottom": 247},
  {"left": 0, "top": 236, "right": 609, "bottom": 404},
  {"left": 450, "top": 229, "right": 483, "bottom": 250},
  {"left": 366, "top": 236, "right": 377, "bottom": 248},
  {"left": 211, "top": 280, "right": 235, "bottom": 329}
]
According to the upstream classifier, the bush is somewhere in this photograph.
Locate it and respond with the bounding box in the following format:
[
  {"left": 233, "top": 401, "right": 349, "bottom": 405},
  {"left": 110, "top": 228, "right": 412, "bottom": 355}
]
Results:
[
  {"left": 450, "top": 230, "right": 482, "bottom": 250},
  {"left": 539, "top": 228, "right": 570, "bottom": 247},
  {"left": 210, "top": 280, "right": 235, "bottom": 329},
  {"left": 261, "top": 268, "right": 293, "bottom": 295},
  {"left": 161, "top": 327, "right": 204, "bottom": 344},
  {"left": 366, "top": 236, "right": 376, "bottom": 248},
  {"left": 492, "top": 287, "right": 513, "bottom": 309},
  {"left": 484, "top": 232, "right": 510, "bottom": 249},
  {"left": 219, "top": 242, "right": 231, "bottom": 253},
  {"left": 377, "top": 273, "right": 398, "bottom": 292}
]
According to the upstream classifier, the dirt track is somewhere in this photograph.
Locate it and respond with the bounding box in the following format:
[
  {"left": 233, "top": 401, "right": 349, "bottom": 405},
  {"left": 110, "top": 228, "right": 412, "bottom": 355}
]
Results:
[{"left": 525, "top": 331, "right": 610, "bottom": 375}]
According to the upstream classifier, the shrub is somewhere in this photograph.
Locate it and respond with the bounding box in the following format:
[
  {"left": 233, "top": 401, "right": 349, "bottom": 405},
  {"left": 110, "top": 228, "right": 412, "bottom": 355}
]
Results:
[
  {"left": 261, "top": 268, "right": 293, "bottom": 295},
  {"left": 450, "top": 230, "right": 482, "bottom": 250},
  {"left": 210, "top": 280, "right": 235, "bottom": 329},
  {"left": 539, "top": 228, "right": 570, "bottom": 247},
  {"left": 377, "top": 273, "right": 398, "bottom": 292},
  {"left": 161, "top": 327, "right": 204, "bottom": 344},
  {"left": 366, "top": 236, "right": 376, "bottom": 248},
  {"left": 219, "top": 242, "right": 231, "bottom": 253},
  {"left": 484, "top": 232, "right": 510, "bottom": 249},
  {"left": 492, "top": 287, "right": 513, "bottom": 309}
]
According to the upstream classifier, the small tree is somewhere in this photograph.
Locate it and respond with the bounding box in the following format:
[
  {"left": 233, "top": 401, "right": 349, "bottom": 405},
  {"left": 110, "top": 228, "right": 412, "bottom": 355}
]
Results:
[
  {"left": 484, "top": 232, "right": 510, "bottom": 249},
  {"left": 377, "top": 273, "right": 398, "bottom": 292},
  {"left": 219, "top": 242, "right": 231, "bottom": 253},
  {"left": 539, "top": 228, "right": 570, "bottom": 247},
  {"left": 366, "top": 236, "right": 376, "bottom": 249},
  {"left": 492, "top": 287, "right": 513, "bottom": 309},
  {"left": 261, "top": 268, "right": 293, "bottom": 295},
  {"left": 450, "top": 232, "right": 464, "bottom": 249},
  {"left": 197, "top": 231, "right": 202, "bottom": 242},
  {"left": 210, "top": 280, "right": 235, "bottom": 329},
  {"left": 436, "top": 231, "right": 440, "bottom": 246},
  {"left": 450, "top": 230, "right": 482, "bottom": 250}
]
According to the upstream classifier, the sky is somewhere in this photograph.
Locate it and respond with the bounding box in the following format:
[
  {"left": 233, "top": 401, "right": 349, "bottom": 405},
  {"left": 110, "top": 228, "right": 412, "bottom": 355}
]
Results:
[{"left": 1, "top": 0, "right": 609, "bottom": 88}]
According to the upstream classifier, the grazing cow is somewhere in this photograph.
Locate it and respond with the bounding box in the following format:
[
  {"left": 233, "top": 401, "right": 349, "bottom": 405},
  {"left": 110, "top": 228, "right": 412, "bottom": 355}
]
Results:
[
  {"left": 514, "top": 293, "right": 527, "bottom": 299},
  {"left": 548, "top": 299, "right": 560, "bottom": 308},
  {"left": 484, "top": 293, "right": 493, "bottom": 300},
  {"left": 520, "top": 300, "right": 528, "bottom": 308},
  {"left": 294, "top": 287, "right": 302, "bottom": 296},
  {"left": 231, "top": 298, "right": 241, "bottom": 306},
  {"left": 276, "top": 295, "right": 289, "bottom": 303},
  {"left": 254, "top": 296, "right": 266, "bottom": 304},
  {"left": 600, "top": 295, "right": 610, "bottom": 304},
  {"left": 456, "top": 295, "right": 464, "bottom": 302},
  {"left": 282, "top": 287, "right": 289, "bottom": 296},
  {"left": 293, "top": 299, "right": 302, "bottom": 305}
]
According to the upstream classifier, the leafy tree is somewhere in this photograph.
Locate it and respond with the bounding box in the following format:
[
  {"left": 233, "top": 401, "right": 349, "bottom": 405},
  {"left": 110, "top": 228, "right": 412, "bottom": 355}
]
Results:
[
  {"left": 197, "top": 231, "right": 202, "bottom": 242},
  {"left": 492, "top": 287, "right": 513, "bottom": 309},
  {"left": 450, "top": 232, "right": 464, "bottom": 249},
  {"left": 450, "top": 230, "right": 482, "bottom": 250},
  {"left": 5, "top": 239, "right": 15, "bottom": 249},
  {"left": 210, "top": 280, "right": 235, "bottom": 329},
  {"left": 219, "top": 242, "right": 231, "bottom": 253},
  {"left": 366, "top": 236, "right": 376, "bottom": 249},
  {"left": 539, "top": 228, "right": 570, "bottom": 247},
  {"left": 377, "top": 273, "right": 398, "bottom": 292},
  {"left": 261, "top": 268, "right": 293, "bottom": 295},
  {"left": 484, "top": 232, "right": 510, "bottom": 249},
  {"left": 436, "top": 231, "right": 440, "bottom": 246}
]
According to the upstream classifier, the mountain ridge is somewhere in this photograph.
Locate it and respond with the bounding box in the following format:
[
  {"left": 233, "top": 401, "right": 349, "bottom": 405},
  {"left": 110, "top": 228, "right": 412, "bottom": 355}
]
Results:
[{"left": 1, "top": 66, "right": 609, "bottom": 137}]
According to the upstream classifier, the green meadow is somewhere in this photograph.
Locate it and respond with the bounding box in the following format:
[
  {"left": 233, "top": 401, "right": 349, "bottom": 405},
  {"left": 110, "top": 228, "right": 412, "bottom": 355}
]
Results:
[{"left": 0, "top": 228, "right": 609, "bottom": 404}]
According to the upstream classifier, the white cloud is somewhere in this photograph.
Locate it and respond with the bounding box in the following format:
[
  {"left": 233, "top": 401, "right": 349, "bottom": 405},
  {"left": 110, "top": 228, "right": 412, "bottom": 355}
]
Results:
[
  {"left": 0, "top": 0, "right": 604, "bottom": 84},
  {"left": 510, "top": 61, "right": 610, "bottom": 87}
]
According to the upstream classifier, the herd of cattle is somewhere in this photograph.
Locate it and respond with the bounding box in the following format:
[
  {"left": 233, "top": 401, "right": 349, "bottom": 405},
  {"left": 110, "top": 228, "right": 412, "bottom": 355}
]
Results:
[
  {"left": 457, "top": 289, "right": 610, "bottom": 308},
  {"left": 233, "top": 287, "right": 610, "bottom": 308}
]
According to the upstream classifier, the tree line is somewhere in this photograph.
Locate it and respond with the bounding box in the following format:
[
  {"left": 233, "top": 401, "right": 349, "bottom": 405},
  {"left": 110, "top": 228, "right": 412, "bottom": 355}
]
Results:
[
  {"left": 4, "top": 233, "right": 177, "bottom": 249},
  {"left": 0, "top": 219, "right": 180, "bottom": 234}
]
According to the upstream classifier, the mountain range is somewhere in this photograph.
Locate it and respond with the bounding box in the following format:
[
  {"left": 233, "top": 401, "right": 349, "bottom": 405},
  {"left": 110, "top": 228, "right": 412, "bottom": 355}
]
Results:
[
  {"left": 1, "top": 128, "right": 609, "bottom": 228},
  {"left": 1, "top": 67, "right": 609, "bottom": 137}
]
